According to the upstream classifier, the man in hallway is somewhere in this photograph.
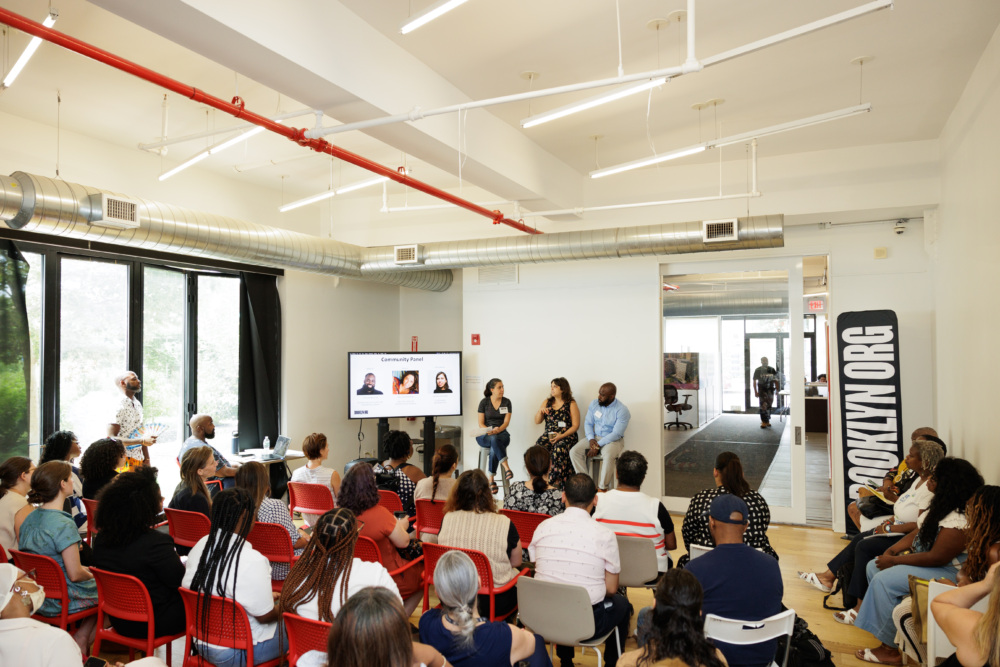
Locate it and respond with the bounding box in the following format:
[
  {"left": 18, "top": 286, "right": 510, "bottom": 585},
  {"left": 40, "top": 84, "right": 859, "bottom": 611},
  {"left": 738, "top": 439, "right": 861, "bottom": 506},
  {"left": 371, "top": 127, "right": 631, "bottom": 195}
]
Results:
[
  {"left": 752, "top": 357, "right": 779, "bottom": 429},
  {"left": 571, "top": 382, "right": 630, "bottom": 491}
]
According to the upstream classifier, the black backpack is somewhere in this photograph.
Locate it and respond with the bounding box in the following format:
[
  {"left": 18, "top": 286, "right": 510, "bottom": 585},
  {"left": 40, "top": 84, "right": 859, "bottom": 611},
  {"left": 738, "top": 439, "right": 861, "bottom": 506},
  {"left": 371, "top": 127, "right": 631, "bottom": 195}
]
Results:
[
  {"left": 375, "top": 464, "right": 400, "bottom": 493},
  {"left": 823, "top": 560, "right": 858, "bottom": 611},
  {"left": 775, "top": 616, "right": 835, "bottom": 667}
]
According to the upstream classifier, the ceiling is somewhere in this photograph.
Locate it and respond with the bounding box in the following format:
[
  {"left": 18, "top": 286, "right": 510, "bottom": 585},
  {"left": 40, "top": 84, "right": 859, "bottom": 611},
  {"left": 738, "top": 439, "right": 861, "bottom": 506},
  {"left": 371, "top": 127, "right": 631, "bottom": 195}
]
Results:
[{"left": 0, "top": 0, "right": 998, "bottom": 234}]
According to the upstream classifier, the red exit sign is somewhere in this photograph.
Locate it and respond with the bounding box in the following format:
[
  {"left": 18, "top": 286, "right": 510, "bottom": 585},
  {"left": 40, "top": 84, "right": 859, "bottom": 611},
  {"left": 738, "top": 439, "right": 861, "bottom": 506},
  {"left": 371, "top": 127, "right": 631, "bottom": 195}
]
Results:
[{"left": 809, "top": 300, "right": 825, "bottom": 311}]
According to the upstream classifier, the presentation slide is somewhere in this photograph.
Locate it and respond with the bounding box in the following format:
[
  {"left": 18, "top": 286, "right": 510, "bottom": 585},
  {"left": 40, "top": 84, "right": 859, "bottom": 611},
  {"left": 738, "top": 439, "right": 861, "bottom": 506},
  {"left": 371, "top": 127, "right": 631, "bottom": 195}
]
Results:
[{"left": 348, "top": 351, "right": 463, "bottom": 419}]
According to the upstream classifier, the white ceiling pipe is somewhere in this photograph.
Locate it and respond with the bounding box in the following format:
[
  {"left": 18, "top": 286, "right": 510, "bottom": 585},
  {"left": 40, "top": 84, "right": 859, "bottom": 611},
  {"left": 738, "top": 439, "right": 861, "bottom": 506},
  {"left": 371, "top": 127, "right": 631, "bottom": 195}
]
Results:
[
  {"left": 139, "top": 108, "right": 317, "bottom": 151},
  {"left": 685, "top": 0, "right": 697, "bottom": 68},
  {"left": 305, "top": 0, "right": 889, "bottom": 140},
  {"left": 520, "top": 192, "right": 760, "bottom": 219}
]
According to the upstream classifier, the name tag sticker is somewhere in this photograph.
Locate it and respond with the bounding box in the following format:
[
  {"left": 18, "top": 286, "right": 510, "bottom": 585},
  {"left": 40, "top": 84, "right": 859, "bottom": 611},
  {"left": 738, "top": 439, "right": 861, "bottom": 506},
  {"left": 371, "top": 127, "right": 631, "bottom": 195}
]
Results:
[
  {"left": 499, "top": 407, "right": 509, "bottom": 414},
  {"left": 557, "top": 421, "right": 567, "bottom": 428},
  {"left": 594, "top": 411, "right": 603, "bottom": 419}
]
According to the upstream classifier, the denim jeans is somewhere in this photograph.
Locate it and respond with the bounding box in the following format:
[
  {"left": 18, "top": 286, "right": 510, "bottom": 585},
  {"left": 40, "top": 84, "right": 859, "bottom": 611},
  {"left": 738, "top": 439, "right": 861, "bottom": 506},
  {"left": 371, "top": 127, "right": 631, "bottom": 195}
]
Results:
[
  {"left": 856, "top": 558, "right": 960, "bottom": 645},
  {"left": 477, "top": 431, "right": 510, "bottom": 475},
  {"left": 197, "top": 623, "right": 286, "bottom": 667}
]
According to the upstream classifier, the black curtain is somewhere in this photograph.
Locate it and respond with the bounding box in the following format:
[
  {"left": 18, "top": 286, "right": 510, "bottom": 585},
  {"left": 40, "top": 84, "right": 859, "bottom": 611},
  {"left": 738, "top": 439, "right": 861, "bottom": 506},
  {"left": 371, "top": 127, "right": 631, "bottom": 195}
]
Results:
[
  {"left": 0, "top": 241, "right": 31, "bottom": 460},
  {"left": 237, "top": 273, "right": 285, "bottom": 497}
]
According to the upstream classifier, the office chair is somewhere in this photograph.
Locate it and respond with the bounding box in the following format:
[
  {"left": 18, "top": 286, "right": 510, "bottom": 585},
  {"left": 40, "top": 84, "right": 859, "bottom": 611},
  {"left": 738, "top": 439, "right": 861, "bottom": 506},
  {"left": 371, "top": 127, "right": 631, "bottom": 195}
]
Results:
[{"left": 664, "top": 384, "right": 693, "bottom": 430}]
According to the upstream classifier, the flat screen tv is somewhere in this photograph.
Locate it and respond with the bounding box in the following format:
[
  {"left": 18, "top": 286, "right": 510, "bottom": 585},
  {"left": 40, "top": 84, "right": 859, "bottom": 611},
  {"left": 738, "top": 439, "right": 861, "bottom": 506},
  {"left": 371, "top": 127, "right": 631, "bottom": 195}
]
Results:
[{"left": 348, "top": 351, "right": 463, "bottom": 419}]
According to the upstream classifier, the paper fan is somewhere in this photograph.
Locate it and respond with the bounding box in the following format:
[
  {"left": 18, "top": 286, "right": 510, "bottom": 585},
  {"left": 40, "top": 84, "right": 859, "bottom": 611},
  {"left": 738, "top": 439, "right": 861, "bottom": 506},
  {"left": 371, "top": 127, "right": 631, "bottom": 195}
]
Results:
[{"left": 127, "top": 422, "right": 170, "bottom": 439}]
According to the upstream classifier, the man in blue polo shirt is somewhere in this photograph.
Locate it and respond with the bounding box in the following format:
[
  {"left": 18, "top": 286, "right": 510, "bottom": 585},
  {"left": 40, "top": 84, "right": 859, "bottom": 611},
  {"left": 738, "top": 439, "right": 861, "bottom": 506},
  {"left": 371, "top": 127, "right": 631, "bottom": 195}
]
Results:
[{"left": 685, "top": 494, "right": 783, "bottom": 667}]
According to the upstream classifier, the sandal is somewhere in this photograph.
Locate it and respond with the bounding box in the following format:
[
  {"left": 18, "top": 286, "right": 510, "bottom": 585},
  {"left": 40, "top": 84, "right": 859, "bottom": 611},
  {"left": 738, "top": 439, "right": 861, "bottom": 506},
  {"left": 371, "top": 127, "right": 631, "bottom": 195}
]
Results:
[
  {"left": 797, "top": 571, "right": 832, "bottom": 593},
  {"left": 855, "top": 648, "right": 902, "bottom": 665},
  {"left": 504, "top": 466, "right": 514, "bottom": 481},
  {"left": 835, "top": 608, "right": 858, "bottom": 625},
  {"left": 490, "top": 480, "right": 499, "bottom": 495}
]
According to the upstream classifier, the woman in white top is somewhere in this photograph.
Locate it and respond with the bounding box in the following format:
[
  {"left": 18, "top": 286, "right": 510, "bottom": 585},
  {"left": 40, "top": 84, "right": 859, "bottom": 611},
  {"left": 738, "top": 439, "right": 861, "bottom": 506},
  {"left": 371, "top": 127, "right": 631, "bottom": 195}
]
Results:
[
  {"left": 413, "top": 445, "right": 458, "bottom": 543},
  {"left": 0, "top": 457, "right": 34, "bottom": 561},
  {"left": 182, "top": 488, "right": 285, "bottom": 667},
  {"left": 278, "top": 508, "right": 400, "bottom": 623},
  {"left": 289, "top": 433, "right": 342, "bottom": 527}
]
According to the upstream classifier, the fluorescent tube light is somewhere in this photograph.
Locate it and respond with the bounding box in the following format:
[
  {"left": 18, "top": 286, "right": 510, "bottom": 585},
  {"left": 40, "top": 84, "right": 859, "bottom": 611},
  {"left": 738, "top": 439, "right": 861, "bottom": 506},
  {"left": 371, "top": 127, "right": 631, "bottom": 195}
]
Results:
[
  {"left": 159, "top": 125, "right": 271, "bottom": 181},
  {"left": 590, "top": 103, "right": 872, "bottom": 179},
  {"left": 2, "top": 11, "right": 58, "bottom": 89},
  {"left": 279, "top": 190, "right": 335, "bottom": 213},
  {"left": 335, "top": 175, "right": 389, "bottom": 195},
  {"left": 400, "top": 0, "right": 471, "bottom": 35},
  {"left": 521, "top": 77, "right": 668, "bottom": 129}
]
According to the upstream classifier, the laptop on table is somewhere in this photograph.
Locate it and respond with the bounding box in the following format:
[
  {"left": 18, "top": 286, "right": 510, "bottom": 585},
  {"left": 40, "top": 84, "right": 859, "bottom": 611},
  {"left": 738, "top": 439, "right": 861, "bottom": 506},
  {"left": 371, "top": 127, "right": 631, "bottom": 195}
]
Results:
[{"left": 259, "top": 435, "right": 291, "bottom": 461}]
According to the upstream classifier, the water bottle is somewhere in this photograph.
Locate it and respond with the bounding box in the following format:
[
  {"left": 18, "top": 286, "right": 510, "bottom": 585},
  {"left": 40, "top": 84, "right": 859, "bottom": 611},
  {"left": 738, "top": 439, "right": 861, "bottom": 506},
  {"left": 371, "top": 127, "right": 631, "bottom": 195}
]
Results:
[{"left": 263, "top": 436, "right": 271, "bottom": 452}]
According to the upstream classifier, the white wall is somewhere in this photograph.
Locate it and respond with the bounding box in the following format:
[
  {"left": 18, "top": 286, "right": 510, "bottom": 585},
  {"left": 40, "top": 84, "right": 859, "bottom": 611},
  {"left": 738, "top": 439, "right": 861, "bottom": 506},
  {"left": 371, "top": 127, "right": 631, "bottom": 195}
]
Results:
[
  {"left": 662, "top": 317, "right": 721, "bottom": 427},
  {"left": 935, "top": 22, "right": 1000, "bottom": 483},
  {"left": 461, "top": 259, "right": 663, "bottom": 488}
]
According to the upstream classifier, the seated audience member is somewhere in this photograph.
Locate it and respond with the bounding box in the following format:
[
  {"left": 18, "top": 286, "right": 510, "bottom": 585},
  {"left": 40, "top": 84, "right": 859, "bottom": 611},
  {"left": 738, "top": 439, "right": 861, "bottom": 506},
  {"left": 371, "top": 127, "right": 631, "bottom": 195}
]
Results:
[
  {"left": 289, "top": 433, "right": 342, "bottom": 526},
  {"left": 179, "top": 414, "right": 239, "bottom": 488},
  {"left": 503, "top": 446, "right": 565, "bottom": 516},
  {"left": 623, "top": 568, "right": 728, "bottom": 667},
  {"left": 798, "top": 438, "right": 943, "bottom": 615},
  {"left": 439, "top": 469, "right": 523, "bottom": 619},
  {"left": 853, "top": 458, "right": 984, "bottom": 665},
  {"left": 18, "top": 461, "right": 99, "bottom": 652},
  {"left": 92, "top": 466, "right": 185, "bottom": 640},
  {"left": 414, "top": 444, "right": 459, "bottom": 542},
  {"left": 41, "top": 431, "right": 87, "bottom": 533},
  {"left": 594, "top": 450, "right": 676, "bottom": 575},
  {"left": 79, "top": 437, "right": 127, "bottom": 499},
  {"left": 931, "top": 560, "right": 1000, "bottom": 667},
  {"left": 529, "top": 473, "right": 629, "bottom": 667},
  {"left": 304, "top": 587, "right": 445, "bottom": 667},
  {"left": 685, "top": 494, "right": 783, "bottom": 667},
  {"left": 0, "top": 564, "right": 168, "bottom": 667},
  {"left": 420, "top": 550, "right": 551, "bottom": 667},
  {"left": 169, "top": 445, "right": 215, "bottom": 517},
  {"left": 374, "top": 430, "right": 425, "bottom": 515},
  {"left": 236, "top": 461, "right": 309, "bottom": 580},
  {"left": 960, "top": 486, "right": 1000, "bottom": 586},
  {"left": 337, "top": 463, "right": 423, "bottom": 615},
  {"left": 679, "top": 451, "right": 777, "bottom": 567},
  {"left": 279, "top": 508, "right": 399, "bottom": 622},
  {"left": 182, "top": 488, "right": 285, "bottom": 666},
  {"left": 0, "top": 457, "right": 34, "bottom": 561}
]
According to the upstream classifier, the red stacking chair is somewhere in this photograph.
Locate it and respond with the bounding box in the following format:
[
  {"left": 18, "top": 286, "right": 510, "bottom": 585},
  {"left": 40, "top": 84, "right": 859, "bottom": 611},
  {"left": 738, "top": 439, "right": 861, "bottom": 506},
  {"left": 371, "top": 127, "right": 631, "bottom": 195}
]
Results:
[
  {"left": 353, "top": 535, "right": 424, "bottom": 597},
  {"left": 91, "top": 567, "right": 184, "bottom": 663},
  {"left": 206, "top": 480, "right": 223, "bottom": 495},
  {"left": 284, "top": 612, "right": 332, "bottom": 667},
  {"left": 164, "top": 508, "right": 211, "bottom": 549},
  {"left": 415, "top": 499, "right": 446, "bottom": 538},
  {"left": 81, "top": 497, "right": 100, "bottom": 545},
  {"left": 178, "top": 587, "right": 282, "bottom": 667},
  {"left": 378, "top": 489, "right": 415, "bottom": 524},
  {"left": 419, "top": 542, "right": 528, "bottom": 622},
  {"left": 10, "top": 549, "right": 99, "bottom": 631},
  {"left": 288, "top": 482, "right": 335, "bottom": 521},
  {"left": 499, "top": 508, "right": 551, "bottom": 547},
  {"left": 246, "top": 521, "right": 298, "bottom": 593}
]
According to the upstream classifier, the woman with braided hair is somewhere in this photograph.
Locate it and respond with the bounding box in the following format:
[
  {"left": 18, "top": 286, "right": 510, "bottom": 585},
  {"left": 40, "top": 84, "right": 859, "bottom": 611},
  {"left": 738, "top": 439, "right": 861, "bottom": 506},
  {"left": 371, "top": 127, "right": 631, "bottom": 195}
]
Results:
[
  {"left": 278, "top": 507, "right": 399, "bottom": 622},
  {"left": 181, "top": 488, "right": 285, "bottom": 667},
  {"left": 620, "top": 568, "right": 727, "bottom": 667},
  {"left": 419, "top": 550, "right": 550, "bottom": 667}
]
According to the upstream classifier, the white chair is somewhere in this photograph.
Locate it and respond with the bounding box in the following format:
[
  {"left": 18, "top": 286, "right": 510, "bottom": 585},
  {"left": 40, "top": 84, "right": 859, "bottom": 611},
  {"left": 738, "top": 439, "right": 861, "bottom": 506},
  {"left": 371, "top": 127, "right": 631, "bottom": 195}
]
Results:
[
  {"left": 587, "top": 452, "right": 617, "bottom": 490},
  {"left": 704, "top": 608, "right": 796, "bottom": 667},
  {"left": 689, "top": 543, "right": 714, "bottom": 560},
  {"left": 926, "top": 580, "right": 989, "bottom": 667},
  {"left": 474, "top": 437, "right": 510, "bottom": 496},
  {"left": 615, "top": 535, "right": 659, "bottom": 588},
  {"left": 517, "top": 577, "right": 621, "bottom": 667}
]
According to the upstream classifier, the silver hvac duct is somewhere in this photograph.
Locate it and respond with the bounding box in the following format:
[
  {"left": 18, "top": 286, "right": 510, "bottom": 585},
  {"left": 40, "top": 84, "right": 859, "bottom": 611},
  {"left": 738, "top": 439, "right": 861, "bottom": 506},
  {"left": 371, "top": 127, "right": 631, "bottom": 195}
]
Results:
[
  {"left": 1, "top": 172, "right": 784, "bottom": 292},
  {"left": 662, "top": 292, "right": 789, "bottom": 317},
  {"left": 360, "top": 215, "right": 784, "bottom": 271},
  {"left": 0, "top": 172, "right": 454, "bottom": 292}
]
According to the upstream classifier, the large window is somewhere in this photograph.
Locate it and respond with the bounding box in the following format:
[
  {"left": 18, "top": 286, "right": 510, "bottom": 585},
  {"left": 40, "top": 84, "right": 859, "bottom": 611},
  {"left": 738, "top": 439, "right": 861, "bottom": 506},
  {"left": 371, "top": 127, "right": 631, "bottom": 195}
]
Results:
[
  {"left": 23, "top": 252, "right": 43, "bottom": 446},
  {"left": 197, "top": 275, "right": 240, "bottom": 445}
]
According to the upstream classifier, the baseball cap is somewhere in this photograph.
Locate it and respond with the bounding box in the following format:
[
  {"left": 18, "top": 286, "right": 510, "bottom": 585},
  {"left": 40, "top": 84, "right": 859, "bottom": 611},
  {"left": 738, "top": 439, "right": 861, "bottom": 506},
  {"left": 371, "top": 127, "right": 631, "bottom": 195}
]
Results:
[
  {"left": 709, "top": 494, "right": 748, "bottom": 524},
  {"left": 0, "top": 563, "right": 19, "bottom": 612}
]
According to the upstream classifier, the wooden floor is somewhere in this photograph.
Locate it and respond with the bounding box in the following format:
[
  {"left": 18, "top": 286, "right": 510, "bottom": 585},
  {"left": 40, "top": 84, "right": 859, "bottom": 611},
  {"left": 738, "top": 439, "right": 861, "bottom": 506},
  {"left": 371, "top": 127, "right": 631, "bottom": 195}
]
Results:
[{"left": 100, "top": 524, "right": 876, "bottom": 666}]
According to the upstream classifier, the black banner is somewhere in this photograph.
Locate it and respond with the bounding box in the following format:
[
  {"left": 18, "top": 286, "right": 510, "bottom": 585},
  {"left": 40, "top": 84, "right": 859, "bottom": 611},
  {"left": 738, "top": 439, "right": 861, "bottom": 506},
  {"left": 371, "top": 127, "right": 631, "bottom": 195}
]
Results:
[{"left": 836, "top": 310, "right": 903, "bottom": 530}]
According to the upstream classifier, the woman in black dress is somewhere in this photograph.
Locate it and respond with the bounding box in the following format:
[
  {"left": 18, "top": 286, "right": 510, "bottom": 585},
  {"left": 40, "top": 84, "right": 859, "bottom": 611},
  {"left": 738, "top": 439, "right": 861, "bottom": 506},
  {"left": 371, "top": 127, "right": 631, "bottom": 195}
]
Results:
[{"left": 532, "top": 378, "right": 579, "bottom": 489}]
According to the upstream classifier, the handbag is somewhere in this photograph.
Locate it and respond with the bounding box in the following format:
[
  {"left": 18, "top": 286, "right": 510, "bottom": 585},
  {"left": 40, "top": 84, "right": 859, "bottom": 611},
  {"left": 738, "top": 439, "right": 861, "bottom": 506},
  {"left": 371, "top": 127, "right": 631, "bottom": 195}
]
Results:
[
  {"left": 857, "top": 495, "right": 894, "bottom": 519},
  {"left": 396, "top": 538, "right": 424, "bottom": 561}
]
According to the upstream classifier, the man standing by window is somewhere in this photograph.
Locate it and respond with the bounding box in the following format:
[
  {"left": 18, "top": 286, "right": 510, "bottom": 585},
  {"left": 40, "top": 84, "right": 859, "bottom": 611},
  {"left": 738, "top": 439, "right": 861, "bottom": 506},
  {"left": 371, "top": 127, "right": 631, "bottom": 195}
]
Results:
[
  {"left": 752, "top": 357, "right": 779, "bottom": 429},
  {"left": 107, "top": 371, "right": 156, "bottom": 470}
]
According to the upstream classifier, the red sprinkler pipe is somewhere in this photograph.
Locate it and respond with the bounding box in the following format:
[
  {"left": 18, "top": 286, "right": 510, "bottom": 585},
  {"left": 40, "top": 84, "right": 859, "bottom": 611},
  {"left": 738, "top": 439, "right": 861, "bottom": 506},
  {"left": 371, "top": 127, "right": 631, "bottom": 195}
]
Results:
[{"left": 0, "top": 8, "right": 541, "bottom": 236}]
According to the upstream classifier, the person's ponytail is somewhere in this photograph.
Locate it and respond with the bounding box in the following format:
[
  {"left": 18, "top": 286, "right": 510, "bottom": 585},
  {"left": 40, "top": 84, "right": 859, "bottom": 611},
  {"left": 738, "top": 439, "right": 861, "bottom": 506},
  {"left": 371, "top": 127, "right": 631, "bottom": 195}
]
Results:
[{"left": 714, "top": 452, "right": 750, "bottom": 498}]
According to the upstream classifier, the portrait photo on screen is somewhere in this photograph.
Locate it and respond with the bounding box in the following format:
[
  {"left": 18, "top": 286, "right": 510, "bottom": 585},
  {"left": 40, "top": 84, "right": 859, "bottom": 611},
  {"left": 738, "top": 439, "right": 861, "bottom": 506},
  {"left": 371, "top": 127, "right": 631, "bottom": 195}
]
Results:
[
  {"left": 393, "top": 370, "right": 420, "bottom": 394},
  {"left": 356, "top": 372, "right": 384, "bottom": 395},
  {"left": 433, "top": 371, "right": 453, "bottom": 393}
]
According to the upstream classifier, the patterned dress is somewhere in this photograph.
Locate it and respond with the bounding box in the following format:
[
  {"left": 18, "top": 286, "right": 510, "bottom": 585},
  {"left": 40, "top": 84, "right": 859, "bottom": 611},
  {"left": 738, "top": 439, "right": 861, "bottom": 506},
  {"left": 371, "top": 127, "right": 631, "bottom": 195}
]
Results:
[
  {"left": 256, "top": 497, "right": 304, "bottom": 580},
  {"left": 534, "top": 401, "right": 577, "bottom": 489},
  {"left": 678, "top": 485, "right": 777, "bottom": 567},
  {"left": 503, "top": 482, "right": 565, "bottom": 516}
]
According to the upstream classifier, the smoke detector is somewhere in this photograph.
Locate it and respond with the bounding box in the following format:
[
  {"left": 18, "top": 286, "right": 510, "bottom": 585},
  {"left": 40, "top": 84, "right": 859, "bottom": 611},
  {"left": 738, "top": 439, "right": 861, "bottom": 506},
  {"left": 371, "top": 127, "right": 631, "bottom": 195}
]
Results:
[
  {"left": 394, "top": 244, "right": 423, "bottom": 264},
  {"left": 703, "top": 218, "right": 738, "bottom": 243},
  {"left": 87, "top": 193, "right": 140, "bottom": 229}
]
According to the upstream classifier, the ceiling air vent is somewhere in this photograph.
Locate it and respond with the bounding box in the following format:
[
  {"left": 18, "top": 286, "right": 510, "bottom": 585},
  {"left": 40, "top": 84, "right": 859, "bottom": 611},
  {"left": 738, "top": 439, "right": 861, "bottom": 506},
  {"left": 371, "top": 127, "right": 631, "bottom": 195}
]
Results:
[
  {"left": 394, "top": 244, "right": 423, "bottom": 264},
  {"left": 703, "top": 218, "right": 738, "bottom": 243},
  {"left": 478, "top": 265, "right": 518, "bottom": 285},
  {"left": 87, "top": 193, "right": 140, "bottom": 229}
]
